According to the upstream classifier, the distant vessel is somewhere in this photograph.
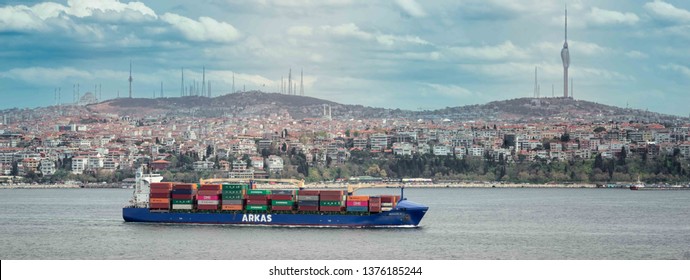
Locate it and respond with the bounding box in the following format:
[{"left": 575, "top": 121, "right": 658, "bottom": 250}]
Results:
[
  {"left": 122, "top": 170, "right": 428, "bottom": 228},
  {"left": 630, "top": 176, "right": 645, "bottom": 190}
]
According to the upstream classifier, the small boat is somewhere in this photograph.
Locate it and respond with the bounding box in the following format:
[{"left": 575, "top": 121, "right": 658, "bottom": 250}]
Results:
[{"left": 630, "top": 176, "right": 644, "bottom": 190}]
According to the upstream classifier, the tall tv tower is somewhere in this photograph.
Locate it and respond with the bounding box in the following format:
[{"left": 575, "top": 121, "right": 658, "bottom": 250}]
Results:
[
  {"left": 288, "top": 68, "right": 292, "bottom": 95},
  {"left": 128, "top": 60, "right": 133, "bottom": 98},
  {"left": 300, "top": 69, "right": 304, "bottom": 96},
  {"left": 561, "top": 6, "right": 570, "bottom": 98}
]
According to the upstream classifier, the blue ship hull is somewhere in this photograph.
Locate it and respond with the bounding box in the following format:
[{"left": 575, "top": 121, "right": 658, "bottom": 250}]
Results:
[{"left": 123, "top": 200, "right": 428, "bottom": 228}]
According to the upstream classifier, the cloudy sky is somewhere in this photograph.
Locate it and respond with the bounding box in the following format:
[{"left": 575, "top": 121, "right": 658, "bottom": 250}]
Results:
[{"left": 1, "top": 0, "right": 689, "bottom": 116}]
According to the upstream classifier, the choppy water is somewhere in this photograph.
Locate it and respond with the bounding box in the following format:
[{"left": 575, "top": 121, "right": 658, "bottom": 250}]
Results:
[{"left": 0, "top": 187, "right": 688, "bottom": 260}]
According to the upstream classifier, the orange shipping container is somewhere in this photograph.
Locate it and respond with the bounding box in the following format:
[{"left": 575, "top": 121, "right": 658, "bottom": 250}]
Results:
[
  {"left": 200, "top": 184, "right": 222, "bottom": 191},
  {"left": 221, "top": 205, "right": 243, "bottom": 211},
  {"left": 347, "top": 196, "right": 370, "bottom": 201},
  {"left": 150, "top": 182, "right": 173, "bottom": 190},
  {"left": 150, "top": 198, "right": 170, "bottom": 204}
]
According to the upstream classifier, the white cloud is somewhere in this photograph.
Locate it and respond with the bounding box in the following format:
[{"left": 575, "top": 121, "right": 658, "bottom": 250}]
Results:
[
  {"left": 0, "top": 5, "right": 47, "bottom": 32},
  {"left": 321, "top": 23, "right": 373, "bottom": 40},
  {"left": 425, "top": 83, "right": 473, "bottom": 98},
  {"left": 257, "top": 0, "right": 354, "bottom": 8},
  {"left": 320, "top": 23, "right": 428, "bottom": 47},
  {"left": 288, "top": 26, "right": 313, "bottom": 36},
  {"left": 586, "top": 7, "right": 639, "bottom": 26},
  {"left": 66, "top": 0, "right": 157, "bottom": 22},
  {"left": 447, "top": 41, "right": 528, "bottom": 61},
  {"left": 161, "top": 13, "right": 241, "bottom": 43},
  {"left": 395, "top": 0, "right": 426, "bottom": 18},
  {"left": 645, "top": 0, "right": 690, "bottom": 23},
  {"left": 660, "top": 64, "right": 690, "bottom": 78},
  {"left": 626, "top": 51, "right": 648, "bottom": 59}
]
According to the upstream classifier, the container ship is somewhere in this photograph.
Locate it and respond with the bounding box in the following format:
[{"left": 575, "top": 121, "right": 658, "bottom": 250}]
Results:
[{"left": 122, "top": 169, "right": 428, "bottom": 228}]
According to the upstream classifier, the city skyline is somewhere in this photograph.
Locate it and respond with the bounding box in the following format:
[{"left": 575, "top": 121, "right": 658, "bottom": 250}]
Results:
[{"left": 1, "top": 0, "right": 690, "bottom": 116}]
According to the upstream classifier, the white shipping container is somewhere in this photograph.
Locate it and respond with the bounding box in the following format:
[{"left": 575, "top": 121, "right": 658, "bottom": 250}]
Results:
[
  {"left": 172, "top": 204, "right": 194, "bottom": 210},
  {"left": 197, "top": 200, "right": 220, "bottom": 205}
]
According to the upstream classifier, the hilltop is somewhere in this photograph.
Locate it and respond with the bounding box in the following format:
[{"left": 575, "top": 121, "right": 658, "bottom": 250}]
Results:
[{"left": 80, "top": 91, "right": 686, "bottom": 123}]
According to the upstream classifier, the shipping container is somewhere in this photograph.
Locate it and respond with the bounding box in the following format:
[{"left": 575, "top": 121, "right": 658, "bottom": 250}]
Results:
[
  {"left": 297, "top": 195, "right": 319, "bottom": 201},
  {"left": 149, "top": 203, "right": 170, "bottom": 209},
  {"left": 270, "top": 194, "right": 294, "bottom": 201},
  {"left": 381, "top": 202, "right": 394, "bottom": 207},
  {"left": 171, "top": 194, "right": 195, "bottom": 200},
  {"left": 347, "top": 195, "right": 369, "bottom": 201},
  {"left": 270, "top": 205, "right": 293, "bottom": 211},
  {"left": 197, "top": 190, "right": 220, "bottom": 196},
  {"left": 346, "top": 200, "right": 369, "bottom": 207},
  {"left": 297, "top": 205, "right": 319, "bottom": 211},
  {"left": 246, "top": 195, "right": 269, "bottom": 200},
  {"left": 271, "top": 190, "right": 295, "bottom": 195},
  {"left": 150, "top": 188, "right": 171, "bottom": 194},
  {"left": 150, "top": 182, "right": 174, "bottom": 189},
  {"left": 149, "top": 192, "right": 169, "bottom": 198},
  {"left": 171, "top": 189, "right": 195, "bottom": 195},
  {"left": 221, "top": 194, "right": 243, "bottom": 200},
  {"left": 320, "top": 201, "right": 342, "bottom": 206},
  {"left": 173, "top": 183, "right": 197, "bottom": 190},
  {"left": 150, "top": 198, "right": 170, "bottom": 204},
  {"left": 196, "top": 204, "right": 218, "bottom": 210},
  {"left": 221, "top": 205, "right": 243, "bottom": 211},
  {"left": 222, "top": 183, "right": 249, "bottom": 189},
  {"left": 197, "top": 200, "right": 220, "bottom": 205},
  {"left": 346, "top": 206, "right": 369, "bottom": 212},
  {"left": 172, "top": 204, "right": 194, "bottom": 210},
  {"left": 318, "top": 195, "right": 344, "bottom": 201},
  {"left": 247, "top": 189, "right": 271, "bottom": 195},
  {"left": 298, "top": 200, "right": 319, "bottom": 206},
  {"left": 271, "top": 200, "right": 294, "bottom": 206},
  {"left": 199, "top": 184, "right": 222, "bottom": 191},
  {"left": 297, "top": 190, "right": 320, "bottom": 196},
  {"left": 222, "top": 189, "right": 243, "bottom": 195},
  {"left": 246, "top": 199, "right": 268, "bottom": 205},
  {"left": 222, "top": 200, "right": 243, "bottom": 205},
  {"left": 319, "top": 206, "right": 345, "bottom": 212},
  {"left": 197, "top": 195, "right": 219, "bottom": 200},
  {"left": 171, "top": 199, "right": 193, "bottom": 204},
  {"left": 381, "top": 207, "right": 393, "bottom": 211},
  {"left": 245, "top": 205, "right": 268, "bottom": 211}
]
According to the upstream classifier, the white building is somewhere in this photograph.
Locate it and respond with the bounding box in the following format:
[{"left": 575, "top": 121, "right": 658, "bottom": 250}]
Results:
[
  {"left": 266, "top": 155, "right": 284, "bottom": 173},
  {"left": 40, "top": 159, "right": 56, "bottom": 176},
  {"left": 71, "top": 157, "right": 87, "bottom": 174}
]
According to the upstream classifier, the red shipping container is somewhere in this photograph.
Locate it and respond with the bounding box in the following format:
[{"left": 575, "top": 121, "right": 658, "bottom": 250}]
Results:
[
  {"left": 319, "top": 190, "right": 344, "bottom": 196},
  {"left": 246, "top": 195, "right": 269, "bottom": 200},
  {"left": 246, "top": 199, "right": 268, "bottom": 205},
  {"left": 369, "top": 205, "right": 382, "bottom": 213},
  {"left": 271, "top": 194, "right": 293, "bottom": 201},
  {"left": 197, "top": 195, "right": 219, "bottom": 200},
  {"left": 150, "top": 182, "right": 173, "bottom": 189},
  {"left": 319, "top": 195, "right": 343, "bottom": 201},
  {"left": 298, "top": 190, "right": 320, "bottom": 196},
  {"left": 298, "top": 205, "right": 319, "bottom": 211},
  {"left": 173, "top": 183, "right": 197, "bottom": 190},
  {"left": 199, "top": 184, "right": 222, "bottom": 191},
  {"left": 150, "top": 188, "right": 170, "bottom": 194},
  {"left": 197, "top": 204, "right": 218, "bottom": 210},
  {"left": 271, "top": 205, "right": 293, "bottom": 211},
  {"left": 347, "top": 200, "right": 369, "bottom": 207},
  {"left": 369, "top": 197, "right": 382, "bottom": 203},
  {"left": 149, "top": 192, "right": 169, "bottom": 198},
  {"left": 149, "top": 203, "right": 170, "bottom": 209},
  {"left": 197, "top": 190, "right": 219, "bottom": 196},
  {"left": 171, "top": 194, "right": 195, "bottom": 200},
  {"left": 221, "top": 205, "right": 243, "bottom": 211},
  {"left": 319, "top": 206, "right": 345, "bottom": 212}
]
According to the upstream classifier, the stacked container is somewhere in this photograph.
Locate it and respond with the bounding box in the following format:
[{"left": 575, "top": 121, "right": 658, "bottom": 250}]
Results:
[
  {"left": 171, "top": 183, "right": 197, "bottom": 210},
  {"left": 197, "top": 184, "right": 221, "bottom": 211},
  {"left": 380, "top": 195, "right": 400, "bottom": 211},
  {"left": 270, "top": 190, "right": 295, "bottom": 211},
  {"left": 221, "top": 183, "right": 247, "bottom": 211},
  {"left": 245, "top": 189, "right": 271, "bottom": 211},
  {"left": 369, "top": 196, "right": 382, "bottom": 213},
  {"left": 319, "top": 190, "right": 345, "bottom": 212},
  {"left": 346, "top": 195, "right": 370, "bottom": 212},
  {"left": 297, "top": 190, "right": 320, "bottom": 211},
  {"left": 149, "top": 182, "right": 173, "bottom": 210}
]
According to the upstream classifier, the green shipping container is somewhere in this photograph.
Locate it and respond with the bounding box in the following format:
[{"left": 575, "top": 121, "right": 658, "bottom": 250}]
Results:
[
  {"left": 171, "top": 200, "right": 194, "bottom": 204},
  {"left": 245, "top": 205, "right": 268, "bottom": 211},
  {"left": 271, "top": 200, "right": 294, "bottom": 206},
  {"left": 247, "top": 189, "right": 271, "bottom": 195},
  {"left": 222, "top": 184, "right": 249, "bottom": 190},
  {"left": 222, "top": 189, "right": 243, "bottom": 195},
  {"left": 320, "top": 201, "right": 343, "bottom": 206},
  {"left": 222, "top": 194, "right": 243, "bottom": 200}
]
